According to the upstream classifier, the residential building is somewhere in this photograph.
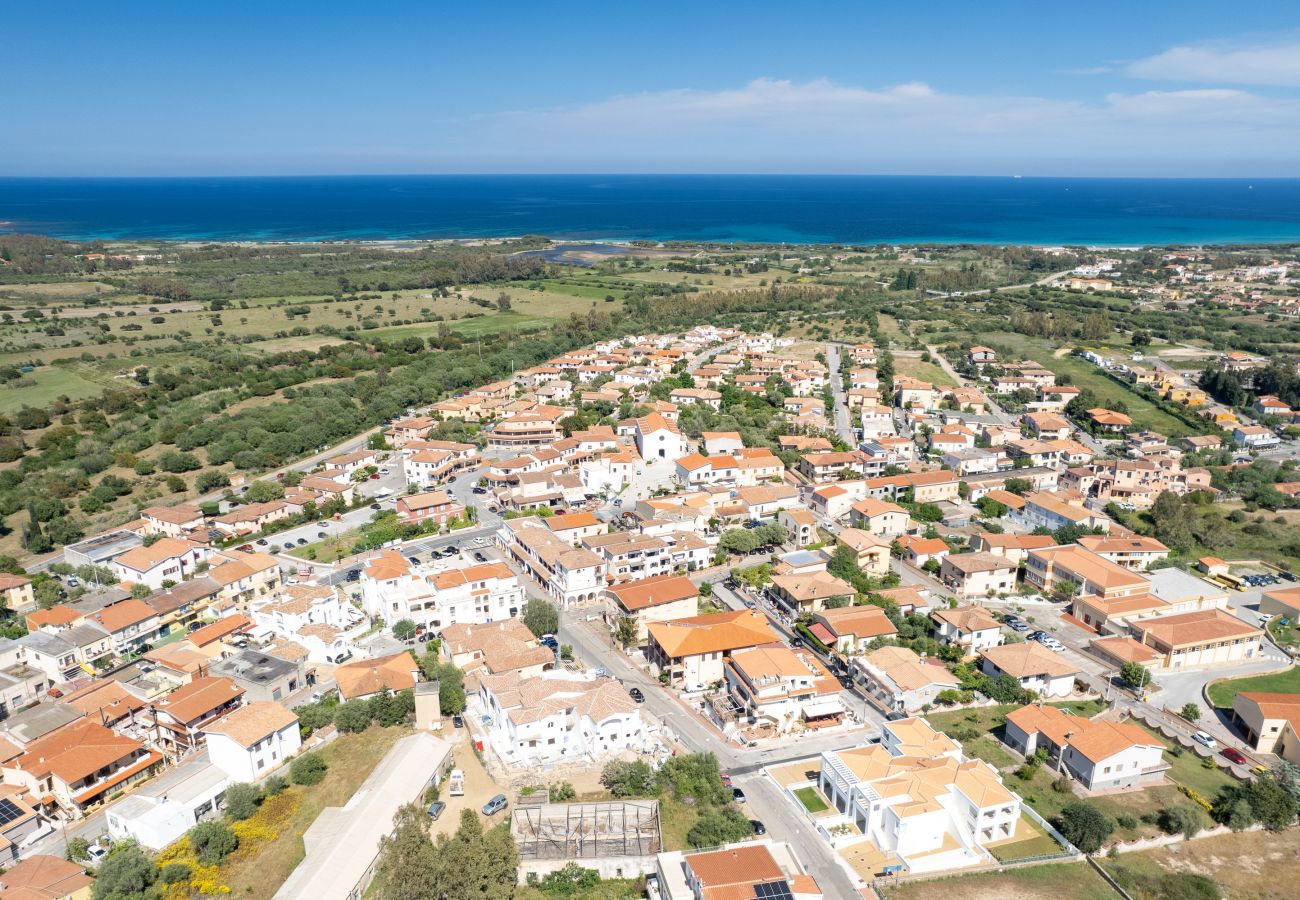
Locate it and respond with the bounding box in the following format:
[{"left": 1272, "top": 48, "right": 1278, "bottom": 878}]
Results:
[
  {"left": 835, "top": 528, "right": 891, "bottom": 577},
  {"left": 724, "top": 646, "right": 844, "bottom": 733},
  {"left": 646, "top": 610, "right": 779, "bottom": 688},
  {"left": 849, "top": 498, "right": 910, "bottom": 537},
  {"left": 0, "top": 855, "right": 93, "bottom": 898},
  {"left": 1009, "top": 491, "right": 1112, "bottom": 534},
  {"left": 1, "top": 719, "right": 162, "bottom": 818},
  {"left": 209, "top": 648, "right": 306, "bottom": 704},
  {"left": 150, "top": 676, "right": 246, "bottom": 755},
  {"left": 1231, "top": 692, "right": 1300, "bottom": 756},
  {"left": 853, "top": 646, "right": 960, "bottom": 715},
  {"left": 809, "top": 605, "right": 897, "bottom": 654},
  {"left": 605, "top": 574, "right": 699, "bottom": 643},
  {"left": 1003, "top": 704, "right": 1167, "bottom": 790},
  {"left": 477, "top": 671, "right": 653, "bottom": 765},
  {"left": 110, "top": 538, "right": 210, "bottom": 590},
  {"left": 439, "top": 619, "right": 554, "bottom": 681},
  {"left": 815, "top": 718, "right": 1020, "bottom": 874},
  {"left": 939, "top": 553, "right": 1017, "bottom": 599},
  {"left": 395, "top": 490, "right": 465, "bottom": 527},
  {"left": 654, "top": 840, "right": 822, "bottom": 900},
  {"left": 334, "top": 650, "right": 420, "bottom": 701},
  {"left": 931, "top": 606, "right": 1003, "bottom": 654},
  {"left": 204, "top": 702, "right": 302, "bottom": 781},
  {"left": 499, "top": 518, "right": 604, "bottom": 606},
  {"left": 979, "top": 644, "right": 1079, "bottom": 698},
  {"left": 85, "top": 599, "right": 162, "bottom": 656},
  {"left": 140, "top": 504, "right": 206, "bottom": 538},
  {"left": 769, "top": 570, "right": 855, "bottom": 614},
  {"left": 1075, "top": 534, "right": 1170, "bottom": 571}
]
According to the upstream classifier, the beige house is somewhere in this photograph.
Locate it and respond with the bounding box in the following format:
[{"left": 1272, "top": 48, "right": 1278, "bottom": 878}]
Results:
[
  {"left": 836, "top": 528, "right": 891, "bottom": 577},
  {"left": 852, "top": 645, "right": 961, "bottom": 714},
  {"left": 1232, "top": 692, "right": 1300, "bottom": 759},
  {"left": 979, "top": 643, "right": 1078, "bottom": 698},
  {"left": 0, "top": 574, "right": 34, "bottom": 614},
  {"left": 769, "top": 570, "right": 856, "bottom": 614},
  {"left": 849, "top": 498, "right": 910, "bottom": 537},
  {"left": 939, "top": 553, "right": 1017, "bottom": 599},
  {"left": 932, "top": 605, "right": 1004, "bottom": 654},
  {"left": 605, "top": 574, "right": 700, "bottom": 643},
  {"left": 809, "top": 605, "right": 898, "bottom": 654},
  {"left": 646, "top": 610, "right": 779, "bottom": 689}
]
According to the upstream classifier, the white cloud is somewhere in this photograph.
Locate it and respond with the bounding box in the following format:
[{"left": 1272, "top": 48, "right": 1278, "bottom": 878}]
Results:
[
  {"left": 438, "top": 77, "right": 1300, "bottom": 174},
  {"left": 1128, "top": 40, "right": 1300, "bottom": 87}
]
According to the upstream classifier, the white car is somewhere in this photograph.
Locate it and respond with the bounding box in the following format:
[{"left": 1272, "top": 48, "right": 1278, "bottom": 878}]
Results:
[
  {"left": 1259, "top": 612, "right": 1276, "bottom": 624},
  {"left": 1192, "top": 730, "right": 1218, "bottom": 750}
]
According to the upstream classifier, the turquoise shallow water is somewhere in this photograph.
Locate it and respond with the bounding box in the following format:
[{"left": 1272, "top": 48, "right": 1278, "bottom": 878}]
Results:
[{"left": 2, "top": 175, "right": 1299, "bottom": 246}]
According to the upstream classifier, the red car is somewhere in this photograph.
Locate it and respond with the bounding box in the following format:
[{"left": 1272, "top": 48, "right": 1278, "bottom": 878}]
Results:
[
  {"left": 1221, "top": 747, "right": 1247, "bottom": 765},
  {"left": 719, "top": 773, "right": 732, "bottom": 788},
  {"left": 369, "top": 473, "right": 380, "bottom": 479}
]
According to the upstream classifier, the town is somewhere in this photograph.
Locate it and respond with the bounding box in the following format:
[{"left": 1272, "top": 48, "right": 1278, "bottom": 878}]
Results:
[{"left": 2, "top": 239, "right": 1300, "bottom": 900}]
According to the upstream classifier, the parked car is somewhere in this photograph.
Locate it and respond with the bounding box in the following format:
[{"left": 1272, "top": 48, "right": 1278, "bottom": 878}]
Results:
[
  {"left": 369, "top": 473, "right": 380, "bottom": 479},
  {"left": 1192, "top": 731, "right": 1218, "bottom": 750},
  {"left": 1008, "top": 620, "right": 1030, "bottom": 633},
  {"left": 1221, "top": 747, "right": 1247, "bottom": 765},
  {"left": 750, "top": 820, "right": 766, "bottom": 836},
  {"left": 482, "top": 794, "right": 509, "bottom": 816},
  {"left": 720, "top": 772, "right": 733, "bottom": 788},
  {"left": 732, "top": 787, "right": 747, "bottom": 803},
  {"left": 296, "top": 538, "right": 308, "bottom": 545},
  {"left": 474, "top": 551, "right": 487, "bottom": 562},
  {"left": 628, "top": 687, "right": 645, "bottom": 703},
  {"left": 453, "top": 715, "right": 464, "bottom": 729},
  {"left": 427, "top": 801, "right": 447, "bottom": 820},
  {"left": 539, "top": 634, "right": 559, "bottom": 650},
  {"left": 256, "top": 538, "right": 269, "bottom": 546},
  {"left": 86, "top": 843, "right": 110, "bottom": 862},
  {"left": 1281, "top": 571, "right": 1298, "bottom": 582},
  {"left": 1260, "top": 612, "right": 1276, "bottom": 624},
  {"left": 370, "top": 503, "right": 381, "bottom": 510}
]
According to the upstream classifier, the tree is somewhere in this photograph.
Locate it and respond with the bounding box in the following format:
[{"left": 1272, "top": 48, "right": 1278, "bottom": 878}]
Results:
[
  {"left": 1057, "top": 802, "right": 1114, "bottom": 854},
  {"left": 65, "top": 835, "right": 90, "bottom": 861},
  {"left": 335, "top": 699, "right": 375, "bottom": 733},
  {"left": 92, "top": 844, "right": 159, "bottom": 900},
  {"left": 392, "top": 618, "right": 417, "bottom": 641},
  {"left": 522, "top": 598, "right": 558, "bottom": 638},
  {"left": 1003, "top": 477, "right": 1031, "bottom": 496},
  {"left": 1159, "top": 805, "right": 1205, "bottom": 839},
  {"left": 614, "top": 615, "right": 639, "bottom": 648},
  {"left": 1244, "top": 773, "right": 1299, "bottom": 831},
  {"left": 1180, "top": 703, "right": 1201, "bottom": 723},
  {"left": 189, "top": 821, "right": 237, "bottom": 865},
  {"left": 1119, "top": 661, "right": 1150, "bottom": 691},
  {"left": 687, "top": 807, "right": 755, "bottom": 848},
  {"left": 244, "top": 480, "right": 285, "bottom": 503},
  {"left": 1150, "top": 491, "right": 1196, "bottom": 554},
  {"left": 223, "top": 782, "right": 262, "bottom": 821},
  {"left": 291, "top": 752, "right": 328, "bottom": 785},
  {"left": 372, "top": 804, "right": 440, "bottom": 900},
  {"left": 601, "top": 759, "right": 654, "bottom": 797}
]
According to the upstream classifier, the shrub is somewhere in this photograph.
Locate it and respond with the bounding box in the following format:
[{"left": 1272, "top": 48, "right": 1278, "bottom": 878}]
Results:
[
  {"left": 188, "top": 821, "right": 238, "bottom": 865},
  {"left": 291, "top": 752, "right": 328, "bottom": 786},
  {"left": 1159, "top": 805, "right": 1205, "bottom": 839},
  {"left": 1116, "top": 813, "right": 1137, "bottom": 830},
  {"left": 262, "top": 774, "right": 288, "bottom": 797},
  {"left": 159, "top": 862, "right": 191, "bottom": 884},
  {"left": 1057, "top": 801, "right": 1114, "bottom": 854},
  {"left": 223, "top": 782, "right": 262, "bottom": 821}
]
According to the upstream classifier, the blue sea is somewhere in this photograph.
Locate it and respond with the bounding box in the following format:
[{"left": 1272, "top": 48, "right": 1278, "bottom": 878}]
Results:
[{"left": 2, "top": 175, "right": 1300, "bottom": 246}]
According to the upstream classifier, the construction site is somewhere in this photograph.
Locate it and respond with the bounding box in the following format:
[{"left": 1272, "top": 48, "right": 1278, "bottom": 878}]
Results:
[{"left": 512, "top": 797, "right": 663, "bottom": 865}]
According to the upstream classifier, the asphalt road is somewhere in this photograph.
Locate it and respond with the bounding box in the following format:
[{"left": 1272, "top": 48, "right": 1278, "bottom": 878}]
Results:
[{"left": 825, "top": 343, "right": 856, "bottom": 446}]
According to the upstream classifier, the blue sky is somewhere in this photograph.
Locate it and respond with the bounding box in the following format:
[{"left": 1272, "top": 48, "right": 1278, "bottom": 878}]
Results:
[{"left": 4, "top": 0, "right": 1300, "bottom": 176}]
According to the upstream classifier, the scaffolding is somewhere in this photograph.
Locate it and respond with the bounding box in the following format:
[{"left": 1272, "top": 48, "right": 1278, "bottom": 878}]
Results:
[{"left": 512, "top": 800, "right": 662, "bottom": 861}]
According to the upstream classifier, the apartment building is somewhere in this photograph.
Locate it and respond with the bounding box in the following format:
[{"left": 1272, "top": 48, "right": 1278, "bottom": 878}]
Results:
[
  {"left": 931, "top": 606, "right": 1003, "bottom": 654},
  {"left": 646, "top": 610, "right": 779, "bottom": 689},
  {"left": 724, "top": 646, "right": 844, "bottom": 733},
  {"left": 939, "top": 553, "right": 1018, "bottom": 599}
]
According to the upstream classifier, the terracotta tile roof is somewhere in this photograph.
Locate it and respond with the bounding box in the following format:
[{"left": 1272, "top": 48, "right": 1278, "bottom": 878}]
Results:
[
  {"left": 815, "top": 605, "right": 897, "bottom": 640},
  {"left": 932, "top": 605, "right": 1000, "bottom": 634},
  {"left": 113, "top": 537, "right": 199, "bottom": 573},
  {"left": 334, "top": 651, "right": 420, "bottom": 701},
  {"left": 86, "top": 599, "right": 157, "bottom": 634},
  {"left": 1007, "top": 704, "right": 1159, "bottom": 764},
  {"left": 141, "top": 504, "right": 204, "bottom": 525},
  {"left": 647, "top": 610, "right": 778, "bottom": 658},
  {"left": 364, "top": 549, "right": 412, "bottom": 581},
  {"left": 152, "top": 676, "right": 244, "bottom": 724},
  {"left": 1237, "top": 692, "right": 1300, "bottom": 726},
  {"left": 608, "top": 574, "right": 698, "bottom": 612},
  {"left": 0, "top": 854, "right": 93, "bottom": 897},
  {"left": 770, "top": 571, "right": 854, "bottom": 603},
  {"left": 1134, "top": 608, "right": 1262, "bottom": 648},
  {"left": 10, "top": 719, "right": 149, "bottom": 785},
  {"left": 685, "top": 845, "right": 787, "bottom": 895},
  {"left": 186, "top": 614, "right": 251, "bottom": 648},
  {"left": 943, "top": 552, "right": 1015, "bottom": 574},
  {"left": 980, "top": 643, "right": 1079, "bottom": 679},
  {"left": 203, "top": 701, "right": 298, "bottom": 748},
  {"left": 863, "top": 646, "right": 960, "bottom": 692}
]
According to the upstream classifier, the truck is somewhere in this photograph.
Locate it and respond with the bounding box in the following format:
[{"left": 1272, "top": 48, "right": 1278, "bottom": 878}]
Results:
[{"left": 447, "top": 769, "right": 465, "bottom": 796}]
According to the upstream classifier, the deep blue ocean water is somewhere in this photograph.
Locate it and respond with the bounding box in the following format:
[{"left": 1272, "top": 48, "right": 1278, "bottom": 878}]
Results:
[{"left": 2, "top": 175, "right": 1299, "bottom": 246}]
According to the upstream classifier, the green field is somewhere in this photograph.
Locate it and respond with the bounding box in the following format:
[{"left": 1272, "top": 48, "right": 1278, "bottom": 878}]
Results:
[
  {"left": 888, "top": 861, "right": 1115, "bottom": 900},
  {"left": 0, "top": 365, "right": 109, "bottom": 413},
  {"left": 925, "top": 700, "right": 1105, "bottom": 772},
  {"left": 1207, "top": 666, "right": 1300, "bottom": 708}
]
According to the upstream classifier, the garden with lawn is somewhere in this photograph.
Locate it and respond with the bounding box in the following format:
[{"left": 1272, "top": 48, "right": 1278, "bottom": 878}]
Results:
[
  {"left": 1207, "top": 666, "right": 1300, "bottom": 708},
  {"left": 925, "top": 699, "right": 1106, "bottom": 771}
]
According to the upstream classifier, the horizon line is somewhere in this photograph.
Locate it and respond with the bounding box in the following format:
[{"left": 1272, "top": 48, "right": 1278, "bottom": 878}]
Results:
[{"left": 3, "top": 172, "right": 1300, "bottom": 181}]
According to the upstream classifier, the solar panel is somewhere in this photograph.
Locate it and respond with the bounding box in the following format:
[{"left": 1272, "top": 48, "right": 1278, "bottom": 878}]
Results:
[
  {"left": 754, "top": 881, "right": 793, "bottom": 900},
  {"left": 0, "top": 798, "right": 24, "bottom": 825}
]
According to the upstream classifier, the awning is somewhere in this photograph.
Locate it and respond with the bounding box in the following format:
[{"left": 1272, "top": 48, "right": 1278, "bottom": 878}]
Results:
[
  {"left": 809, "top": 623, "right": 837, "bottom": 646},
  {"left": 801, "top": 698, "right": 846, "bottom": 719}
]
